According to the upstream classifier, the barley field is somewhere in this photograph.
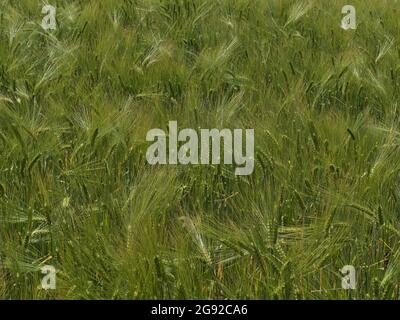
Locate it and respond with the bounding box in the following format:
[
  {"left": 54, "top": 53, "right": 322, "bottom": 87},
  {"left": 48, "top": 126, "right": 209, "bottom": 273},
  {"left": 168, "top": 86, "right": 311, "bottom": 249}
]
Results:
[{"left": 0, "top": 0, "right": 400, "bottom": 300}]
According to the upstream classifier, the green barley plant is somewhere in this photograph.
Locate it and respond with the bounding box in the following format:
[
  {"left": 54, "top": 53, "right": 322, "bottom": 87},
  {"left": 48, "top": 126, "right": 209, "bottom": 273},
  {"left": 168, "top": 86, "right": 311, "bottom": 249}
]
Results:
[{"left": 0, "top": 0, "right": 399, "bottom": 299}]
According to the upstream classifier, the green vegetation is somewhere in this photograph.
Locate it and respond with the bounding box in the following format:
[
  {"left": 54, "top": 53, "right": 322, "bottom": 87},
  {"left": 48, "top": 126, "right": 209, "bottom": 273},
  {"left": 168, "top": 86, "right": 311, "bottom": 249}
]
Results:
[{"left": 0, "top": 0, "right": 400, "bottom": 299}]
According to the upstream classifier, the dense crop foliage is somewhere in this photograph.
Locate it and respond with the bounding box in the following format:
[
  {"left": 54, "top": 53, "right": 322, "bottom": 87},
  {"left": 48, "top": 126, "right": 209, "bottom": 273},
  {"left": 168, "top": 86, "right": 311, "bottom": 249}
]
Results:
[{"left": 0, "top": 0, "right": 399, "bottom": 299}]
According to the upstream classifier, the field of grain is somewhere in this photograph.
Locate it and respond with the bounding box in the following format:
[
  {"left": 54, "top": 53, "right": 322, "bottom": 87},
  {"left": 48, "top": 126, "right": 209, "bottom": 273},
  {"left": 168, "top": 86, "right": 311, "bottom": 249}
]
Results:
[{"left": 0, "top": 0, "right": 399, "bottom": 299}]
